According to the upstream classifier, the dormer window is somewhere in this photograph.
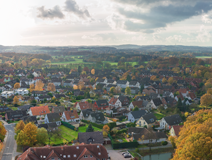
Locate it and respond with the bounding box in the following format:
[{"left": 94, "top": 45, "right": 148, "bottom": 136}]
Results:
[{"left": 84, "top": 155, "right": 88, "bottom": 158}]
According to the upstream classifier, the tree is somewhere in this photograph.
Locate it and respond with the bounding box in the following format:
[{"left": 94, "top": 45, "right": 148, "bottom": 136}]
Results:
[
  {"left": 150, "top": 75, "right": 157, "bottom": 81},
  {"left": 162, "top": 78, "right": 167, "bottom": 83},
  {"left": 29, "top": 84, "right": 35, "bottom": 92},
  {"left": 16, "top": 130, "right": 29, "bottom": 146},
  {"left": 23, "top": 122, "right": 37, "bottom": 146},
  {"left": 13, "top": 96, "right": 19, "bottom": 105},
  {"left": 177, "top": 98, "right": 182, "bottom": 107},
  {"left": 168, "top": 77, "right": 174, "bottom": 84},
  {"left": 103, "top": 125, "right": 110, "bottom": 133},
  {"left": 36, "top": 128, "right": 48, "bottom": 145},
  {"left": 21, "top": 60, "right": 27, "bottom": 67},
  {"left": 14, "top": 83, "right": 20, "bottom": 89},
  {"left": 168, "top": 136, "right": 176, "bottom": 148},
  {"left": 171, "top": 110, "right": 212, "bottom": 160},
  {"left": 78, "top": 66, "right": 82, "bottom": 73},
  {"left": 125, "top": 87, "right": 131, "bottom": 95},
  {"left": 86, "top": 124, "right": 94, "bottom": 132},
  {"left": 110, "top": 87, "right": 115, "bottom": 93},
  {"left": 15, "top": 120, "right": 25, "bottom": 134},
  {"left": 0, "top": 122, "right": 6, "bottom": 142},
  {"left": 207, "top": 88, "right": 212, "bottom": 95},
  {"left": 200, "top": 93, "right": 212, "bottom": 107},
  {"left": 31, "top": 99, "right": 37, "bottom": 106},
  {"left": 47, "top": 83, "right": 56, "bottom": 92},
  {"left": 91, "top": 69, "right": 95, "bottom": 75},
  {"left": 133, "top": 106, "right": 139, "bottom": 111},
  {"left": 35, "top": 80, "right": 44, "bottom": 91}
]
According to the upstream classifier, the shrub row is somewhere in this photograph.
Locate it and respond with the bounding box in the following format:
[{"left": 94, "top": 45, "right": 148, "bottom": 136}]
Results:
[
  {"left": 81, "top": 120, "right": 104, "bottom": 129},
  {"left": 61, "top": 121, "right": 78, "bottom": 131}
]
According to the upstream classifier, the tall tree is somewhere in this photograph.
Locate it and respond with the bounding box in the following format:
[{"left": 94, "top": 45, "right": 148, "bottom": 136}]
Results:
[
  {"left": 86, "top": 124, "right": 94, "bottom": 132},
  {"left": 29, "top": 84, "right": 35, "bottom": 92},
  {"left": 15, "top": 120, "right": 25, "bottom": 134},
  {"left": 47, "top": 83, "right": 56, "bottom": 92},
  {"left": 0, "top": 122, "right": 6, "bottom": 142},
  {"left": 21, "top": 60, "right": 27, "bottom": 67},
  {"left": 36, "top": 128, "right": 48, "bottom": 145},
  {"left": 78, "top": 66, "right": 82, "bottom": 74},
  {"left": 14, "top": 83, "right": 20, "bottom": 89},
  {"left": 35, "top": 80, "right": 44, "bottom": 91},
  {"left": 172, "top": 110, "right": 212, "bottom": 160},
  {"left": 91, "top": 69, "right": 95, "bottom": 75},
  {"left": 125, "top": 87, "right": 131, "bottom": 95},
  {"left": 13, "top": 96, "right": 19, "bottom": 105}
]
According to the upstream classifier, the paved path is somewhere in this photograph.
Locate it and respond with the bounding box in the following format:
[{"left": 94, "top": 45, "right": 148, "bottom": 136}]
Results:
[{"left": 2, "top": 123, "right": 19, "bottom": 160}]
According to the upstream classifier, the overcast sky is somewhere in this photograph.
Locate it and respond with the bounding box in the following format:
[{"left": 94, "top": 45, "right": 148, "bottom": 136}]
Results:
[{"left": 1, "top": 0, "right": 212, "bottom": 46}]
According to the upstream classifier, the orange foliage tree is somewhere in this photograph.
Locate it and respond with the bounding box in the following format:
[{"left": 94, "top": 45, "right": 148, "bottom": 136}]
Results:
[
  {"left": 29, "top": 84, "right": 35, "bottom": 92},
  {"left": 13, "top": 96, "right": 19, "bottom": 105},
  {"left": 14, "top": 82, "right": 20, "bottom": 89},
  {"left": 47, "top": 83, "right": 56, "bottom": 92},
  {"left": 35, "top": 80, "right": 44, "bottom": 91},
  {"left": 200, "top": 93, "right": 212, "bottom": 107},
  {"left": 0, "top": 122, "right": 6, "bottom": 142},
  {"left": 91, "top": 69, "right": 95, "bottom": 75},
  {"left": 172, "top": 110, "right": 212, "bottom": 160}
]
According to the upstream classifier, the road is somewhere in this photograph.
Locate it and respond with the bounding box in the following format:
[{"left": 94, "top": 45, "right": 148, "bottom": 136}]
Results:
[{"left": 2, "top": 123, "right": 17, "bottom": 160}]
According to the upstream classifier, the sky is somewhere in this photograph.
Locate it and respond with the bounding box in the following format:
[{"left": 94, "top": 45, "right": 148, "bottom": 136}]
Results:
[{"left": 1, "top": 0, "right": 212, "bottom": 46}]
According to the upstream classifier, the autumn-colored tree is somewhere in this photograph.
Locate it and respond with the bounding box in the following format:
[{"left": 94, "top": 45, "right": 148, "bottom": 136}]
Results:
[
  {"left": 200, "top": 93, "right": 212, "bottom": 107},
  {"left": 73, "top": 85, "right": 79, "bottom": 90},
  {"left": 150, "top": 75, "right": 157, "bottom": 81},
  {"left": 13, "top": 63, "right": 20, "bottom": 69},
  {"left": 35, "top": 80, "right": 44, "bottom": 91},
  {"left": 36, "top": 128, "right": 48, "bottom": 145},
  {"left": 13, "top": 96, "right": 19, "bottom": 105},
  {"left": 15, "top": 120, "right": 25, "bottom": 134},
  {"left": 29, "top": 84, "right": 35, "bottom": 92},
  {"left": 91, "top": 69, "right": 95, "bottom": 75},
  {"left": 168, "top": 136, "right": 177, "bottom": 148},
  {"left": 78, "top": 81, "right": 85, "bottom": 90},
  {"left": 207, "top": 88, "right": 212, "bottom": 95},
  {"left": 168, "top": 77, "right": 174, "bottom": 84},
  {"left": 47, "top": 83, "right": 56, "bottom": 92},
  {"left": 16, "top": 122, "right": 37, "bottom": 147},
  {"left": 172, "top": 110, "right": 212, "bottom": 160},
  {"left": 14, "top": 82, "right": 20, "bottom": 89},
  {"left": 110, "top": 87, "right": 115, "bottom": 93},
  {"left": 162, "top": 77, "right": 167, "bottom": 83},
  {"left": 103, "top": 125, "right": 110, "bottom": 133},
  {"left": 185, "top": 68, "right": 190, "bottom": 74},
  {"left": 0, "top": 122, "right": 6, "bottom": 142},
  {"left": 0, "top": 141, "right": 3, "bottom": 151},
  {"left": 205, "top": 78, "right": 212, "bottom": 90},
  {"left": 21, "top": 60, "right": 27, "bottom": 67},
  {"left": 125, "top": 87, "right": 131, "bottom": 95}
]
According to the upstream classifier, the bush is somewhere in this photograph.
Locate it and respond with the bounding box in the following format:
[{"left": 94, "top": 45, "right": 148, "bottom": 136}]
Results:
[
  {"left": 81, "top": 120, "right": 103, "bottom": 129},
  {"left": 61, "top": 121, "right": 78, "bottom": 131},
  {"left": 161, "top": 141, "right": 168, "bottom": 145}
]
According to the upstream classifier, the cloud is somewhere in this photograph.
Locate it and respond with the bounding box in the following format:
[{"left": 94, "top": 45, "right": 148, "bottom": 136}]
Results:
[
  {"left": 37, "top": 6, "right": 64, "bottom": 19},
  {"left": 64, "top": 0, "right": 90, "bottom": 19},
  {"left": 111, "top": 1, "right": 212, "bottom": 33}
]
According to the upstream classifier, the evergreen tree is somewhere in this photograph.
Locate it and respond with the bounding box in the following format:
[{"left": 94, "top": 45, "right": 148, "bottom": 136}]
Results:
[{"left": 86, "top": 124, "right": 94, "bottom": 132}]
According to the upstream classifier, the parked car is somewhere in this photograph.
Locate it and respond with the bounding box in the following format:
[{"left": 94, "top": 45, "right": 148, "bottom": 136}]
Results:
[
  {"left": 122, "top": 152, "right": 129, "bottom": 156},
  {"left": 124, "top": 154, "right": 132, "bottom": 158}
]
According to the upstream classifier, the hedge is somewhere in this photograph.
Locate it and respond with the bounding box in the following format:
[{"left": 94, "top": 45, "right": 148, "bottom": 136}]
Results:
[
  {"left": 108, "top": 134, "right": 138, "bottom": 149},
  {"left": 81, "top": 120, "right": 104, "bottom": 129},
  {"left": 61, "top": 121, "right": 78, "bottom": 131}
]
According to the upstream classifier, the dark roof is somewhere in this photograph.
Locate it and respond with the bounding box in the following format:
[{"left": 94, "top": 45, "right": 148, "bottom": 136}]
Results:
[
  {"left": 38, "top": 95, "right": 51, "bottom": 99},
  {"left": 128, "top": 127, "right": 146, "bottom": 134},
  {"left": 152, "top": 98, "right": 163, "bottom": 106},
  {"left": 96, "top": 100, "right": 108, "bottom": 107},
  {"left": 6, "top": 110, "right": 27, "bottom": 119},
  {"left": 54, "top": 94, "right": 66, "bottom": 99},
  {"left": 131, "top": 110, "right": 147, "bottom": 119},
  {"left": 0, "top": 106, "right": 11, "bottom": 112},
  {"left": 106, "top": 84, "right": 117, "bottom": 88},
  {"left": 164, "top": 114, "right": 183, "bottom": 126},
  {"left": 82, "top": 109, "right": 93, "bottom": 118},
  {"left": 38, "top": 124, "right": 48, "bottom": 129},
  {"left": 78, "top": 131, "right": 104, "bottom": 144},
  {"left": 118, "top": 95, "right": 130, "bottom": 102},
  {"left": 48, "top": 122, "right": 58, "bottom": 128},
  {"left": 46, "top": 113, "right": 61, "bottom": 123},
  {"left": 18, "top": 105, "right": 32, "bottom": 111},
  {"left": 133, "top": 129, "right": 167, "bottom": 140},
  {"left": 142, "top": 113, "right": 157, "bottom": 124},
  {"left": 22, "top": 116, "right": 37, "bottom": 124},
  {"left": 117, "top": 80, "right": 128, "bottom": 84},
  {"left": 90, "top": 112, "right": 105, "bottom": 122},
  {"left": 129, "top": 81, "right": 138, "bottom": 85},
  {"left": 53, "top": 106, "right": 65, "bottom": 113}
]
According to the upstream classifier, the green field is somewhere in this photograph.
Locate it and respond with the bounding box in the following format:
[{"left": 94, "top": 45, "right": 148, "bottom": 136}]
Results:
[
  {"left": 196, "top": 56, "right": 212, "bottom": 59},
  {"left": 103, "top": 61, "right": 139, "bottom": 66},
  {"left": 153, "top": 112, "right": 165, "bottom": 120},
  {"left": 78, "top": 125, "right": 102, "bottom": 132}
]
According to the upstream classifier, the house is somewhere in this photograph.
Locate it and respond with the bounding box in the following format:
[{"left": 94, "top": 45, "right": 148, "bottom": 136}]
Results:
[
  {"left": 130, "top": 87, "right": 140, "bottom": 94},
  {"left": 31, "top": 91, "right": 49, "bottom": 96},
  {"left": 63, "top": 80, "right": 72, "bottom": 86},
  {"left": 136, "top": 113, "right": 157, "bottom": 128},
  {"left": 116, "top": 80, "right": 129, "bottom": 88},
  {"left": 35, "top": 95, "right": 52, "bottom": 101},
  {"left": 162, "top": 91, "right": 174, "bottom": 98},
  {"left": 160, "top": 114, "right": 183, "bottom": 130},
  {"left": 94, "top": 100, "right": 108, "bottom": 110},
  {"left": 128, "top": 110, "right": 147, "bottom": 122},
  {"left": 28, "top": 106, "right": 50, "bottom": 118},
  {"left": 107, "top": 79, "right": 116, "bottom": 85},
  {"left": 129, "top": 81, "right": 140, "bottom": 88},
  {"left": 44, "top": 113, "right": 61, "bottom": 126},
  {"left": 129, "top": 127, "right": 167, "bottom": 144},
  {"left": 51, "top": 79, "right": 63, "bottom": 86},
  {"left": 74, "top": 90, "right": 84, "bottom": 97},
  {"left": 74, "top": 101, "right": 92, "bottom": 112},
  {"left": 108, "top": 97, "right": 122, "bottom": 108},
  {"left": 78, "top": 131, "right": 104, "bottom": 144},
  {"left": 106, "top": 84, "right": 117, "bottom": 92},
  {"left": 142, "top": 88, "right": 156, "bottom": 95},
  {"left": 5, "top": 110, "right": 27, "bottom": 121},
  {"left": 22, "top": 116, "right": 38, "bottom": 125},
  {"left": 52, "top": 106, "right": 65, "bottom": 116},
  {"left": 80, "top": 109, "right": 92, "bottom": 120},
  {"left": 129, "top": 101, "right": 144, "bottom": 111},
  {"left": 17, "top": 144, "right": 109, "bottom": 160},
  {"left": 0, "top": 106, "right": 12, "bottom": 113},
  {"left": 61, "top": 110, "right": 80, "bottom": 122},
  {"left": 170, "top": 125, "right": 183, "bottom": 137},
  {"left": 14, "top": 89, "right": 29, "bottom": 95},
  {"left": 54, "top": 94, "right": 66, "bottom": 99},
  {"left": 151, "top": 98, "right": 163, "bottom": 109},
  {"left": 1, "top": 91, "right": 14, "bottom": 98},
  {"left": 17, "top": 105, "right": 33, "bottom": 112},
  {"left": 178, "top": 88, "right": 188, "bottom": 97},
  {"left": 38, "top": 122, "right": 59, "bottom": 132},
  {"left": 118, "top": 96, "right": 130, "bottom": 106},
  {"left": 96, "top": 78, "right": 107, "bottom": 84},
  {"left": 87, "top": 112, "right": 108, "bottom": 124}
]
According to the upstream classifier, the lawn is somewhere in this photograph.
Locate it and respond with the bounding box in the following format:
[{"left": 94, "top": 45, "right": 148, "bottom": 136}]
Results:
[
  {"left": 196, "top": 56, "right": 212, "bottom": 59},
  {"left": 9, "top": 107, "right": 18, "bottom": 111},
  {"left": 103, "top": 61, "right": 138, "bottom": 66},
  {"left": 78, "top": 125, "right": 102, "bottom": 132},
  {"left": 153, "top": 112, "right": 165, "bottom": 120}
]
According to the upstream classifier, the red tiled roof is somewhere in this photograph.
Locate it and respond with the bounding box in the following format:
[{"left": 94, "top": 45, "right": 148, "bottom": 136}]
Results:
[
  {"left": 132, "top": 101, "right": 143, "bottom": 108},
  {"left": 178, "top": 88, "right": 188, "bottom": 94},
  {"left": 188, "top": 92, "right": 196, "bottom": 100},
  {"left": 30, "top": 106, "right": 50, "bottom": 116},
  {"left": 64, "top": 110, "right": 79, "bottom": 120},
  {"left": 73, "top": 101, "right": 92, "bottom": 110},
  {"left": 17, "top": 144, "right": 109, "bottom": 160},
  {"left": 172, "top": 125, "right": 183, "bottom": 137},
  {"left": 109, "top": 97, "right": 118, "bottom": 105}
]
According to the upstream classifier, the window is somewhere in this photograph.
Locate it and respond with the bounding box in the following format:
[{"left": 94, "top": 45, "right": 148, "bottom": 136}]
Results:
[
  {"left": 68, "top": 155, "right": 70, "bottom": 158},
  {"left": 74, "top": 154, "right": 76, "bottom": 157},
  {"left": 84, "top": 155, "right": 88, "bottom": 158},
  {"left": 90, "top": 155, "right": 93, "bottom": 158},
  {"left": 51, "top": 158, "right": 55, "bottom": 160},
  {"left": 63, "top": 155, "right": 66, "bottom": 158}
]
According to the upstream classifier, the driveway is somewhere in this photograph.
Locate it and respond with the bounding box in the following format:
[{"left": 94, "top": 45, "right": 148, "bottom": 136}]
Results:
[
  {"left": 2, "top": 123, "right": 20, "bottom": 160},
  {"left": 108, "top": 149, "right": 132, "bottom": 160}
]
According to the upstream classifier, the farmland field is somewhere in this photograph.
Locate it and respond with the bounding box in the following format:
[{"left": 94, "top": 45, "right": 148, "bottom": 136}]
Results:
[
  {"left": 196, "top": 56, "right": 212, "bottom": 59},
  {"left": 103, "top": 61, "right": 139, "bottom": 66}
]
